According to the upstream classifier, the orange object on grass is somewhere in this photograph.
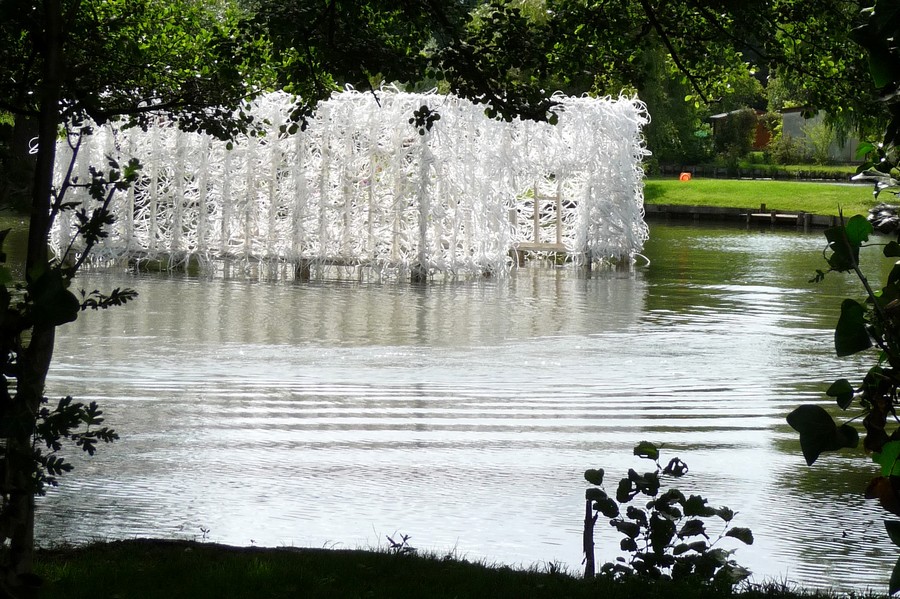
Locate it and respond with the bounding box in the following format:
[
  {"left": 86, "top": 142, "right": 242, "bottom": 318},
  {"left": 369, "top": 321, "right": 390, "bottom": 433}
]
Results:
[{"left": 679, "top": 172, "right": 692, "bottom": 181}]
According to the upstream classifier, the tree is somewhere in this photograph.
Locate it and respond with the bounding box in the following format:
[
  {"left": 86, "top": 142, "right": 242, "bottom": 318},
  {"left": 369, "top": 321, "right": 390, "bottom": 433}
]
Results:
[{"left": 0, "top": 1, "right": 272, "bottom": 595}]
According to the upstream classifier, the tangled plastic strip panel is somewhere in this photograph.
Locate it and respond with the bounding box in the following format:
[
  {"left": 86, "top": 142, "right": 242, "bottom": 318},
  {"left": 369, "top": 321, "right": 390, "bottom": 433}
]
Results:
[{"left": 51, "top": 88, "right": 650, "bottom": 279}]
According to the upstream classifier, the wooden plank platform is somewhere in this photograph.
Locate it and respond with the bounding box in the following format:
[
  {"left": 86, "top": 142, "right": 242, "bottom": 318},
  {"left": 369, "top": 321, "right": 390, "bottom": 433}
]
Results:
[{"left": 513, "top": 242, "right": 569, "bottom": 253}]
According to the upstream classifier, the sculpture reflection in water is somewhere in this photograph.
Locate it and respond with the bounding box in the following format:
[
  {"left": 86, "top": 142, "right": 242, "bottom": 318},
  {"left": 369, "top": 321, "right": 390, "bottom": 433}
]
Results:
[{"left": 51, "top": 88, "right": 649, "bottom": 280}]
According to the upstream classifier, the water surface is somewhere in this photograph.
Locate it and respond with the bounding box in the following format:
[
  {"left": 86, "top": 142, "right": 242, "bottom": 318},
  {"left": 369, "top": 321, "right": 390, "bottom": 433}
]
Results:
[{"left": 38, "top": 221, "right": 894, "bottom": 592}]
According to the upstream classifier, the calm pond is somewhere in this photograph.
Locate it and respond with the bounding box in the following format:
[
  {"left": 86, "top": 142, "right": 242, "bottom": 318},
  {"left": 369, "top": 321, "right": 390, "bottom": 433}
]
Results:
[{"left": 36, "top": 220, "right": 895, "bottom": 592}]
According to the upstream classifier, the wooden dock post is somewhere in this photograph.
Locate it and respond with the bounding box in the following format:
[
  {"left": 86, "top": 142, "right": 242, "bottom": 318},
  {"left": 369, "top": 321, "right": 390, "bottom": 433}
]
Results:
[
  {"left": 410, "top": 263, "right": 428, "bottom": 284},
  {"left": 296, "top": 259, "right": 312, "bottom": 281}
]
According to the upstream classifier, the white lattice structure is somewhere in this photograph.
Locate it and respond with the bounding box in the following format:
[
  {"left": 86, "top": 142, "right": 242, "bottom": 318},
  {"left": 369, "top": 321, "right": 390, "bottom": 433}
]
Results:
[{"left": 51, "top": 88, "right": 649, "bottom": 279}]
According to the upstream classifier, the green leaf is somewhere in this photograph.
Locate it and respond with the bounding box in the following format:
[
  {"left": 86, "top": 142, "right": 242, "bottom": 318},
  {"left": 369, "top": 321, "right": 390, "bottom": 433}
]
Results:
[
  {"left": 612, "top": 520, "right": 641, "bottom": 539},
  {"left": 874, "top": 441, "right": 900, "bottom": 477},
  {"left": 846, "top": 214, "right": 874, "bottom": 246},
  {"left": 825, "top": 226, "right": 855, "bottom": 272},
  {"left": 596, "top": 497, "right": 620, "bottom": 518},
  {"left": 632, "top": 470, "right": 661, "bottom": 496},
  {"left": 786, "top": 404, "right": 858, "bottom": 466},
  {"left": 634, "top": 441, "right": 659, "bottom": 461},
  {"left": 682, "top": 495, "right": 716, "bottom": 518},
  {"left": 837, "top": 424, "right": 860, "bottom": 451},
  {"left": 713, "top": 506, "right": 735, "bottom": 522},
  {"left": 687, "top": 540, "right": 708, "bottom": 553},
  {"left": 857, "top": 141, "right": 877, "bottom": 159},
  {"left": 868, "top": 46, "right": 900, "bottom": 89},
  {"left": 585, "top": 487, "right": 606, "bottom": 502},
  {"left": 584, "top": 468, "right": 604, "bottom": 486},
  {"left": 835, "top": 299, "right": 872, "bottom": 357},
  {"left": 826, "top": 378, "right": 855, "bottom": 409},
  {"left": 885, "top": 520, "right": 900, "bottom": 548},
  {"left": 30, "top": 269, "right": 81, "bottom": 327},
  {"left": 662, "top": 457, "right": 688, "bottom": 477},
  {"left": 825, "top": 218, "right": 871, "bottom": 272},
  {"left": 889, "top": 263, "right": 900, "bottom": 287},
  {"left": 649, "top": 514, "right": 676, "bottom": 554},
  {"left": 725, "top": 527, "right": 754, "bottom": 545},
  {"left": 616, "top": 478, "right": 634, "bottom": 503},
  {"left": 678, "top": 519, "right": 707, "bottom": 539}
]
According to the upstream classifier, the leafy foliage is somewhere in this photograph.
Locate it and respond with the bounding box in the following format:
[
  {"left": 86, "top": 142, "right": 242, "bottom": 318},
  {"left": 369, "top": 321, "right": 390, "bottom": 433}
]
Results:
[
  {"left": 248, "top": 0, "right": 880, "bottom": 145},
  {"left": 851, "top": 0, "right": 900, "bottom": 148},
  {"left": 583, "top": 443, "right": 752, "bottom": 589},
  {"left": 0, "top": 0, "right": 274, "bottom": 139},
  {"left": 787, "top": 3, "right": 900, "bottom": 578},
  {"left": 789, "top": 182, "right": 900, "bottom": 592}
]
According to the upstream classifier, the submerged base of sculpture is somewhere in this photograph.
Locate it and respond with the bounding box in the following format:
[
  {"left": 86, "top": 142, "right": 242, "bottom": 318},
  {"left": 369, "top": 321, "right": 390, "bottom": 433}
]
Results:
[
  {"left": 53, "top": 88, "right": 650, "bottom": 279},
  {"left": 118, "top": 245, "right": 631, "bottom": 283}
]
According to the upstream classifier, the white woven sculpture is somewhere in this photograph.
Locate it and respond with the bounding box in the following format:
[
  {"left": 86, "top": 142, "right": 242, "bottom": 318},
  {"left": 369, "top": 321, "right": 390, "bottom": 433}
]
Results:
[{"left": 51, "top": 88, "right": 650, "bottom": 279}]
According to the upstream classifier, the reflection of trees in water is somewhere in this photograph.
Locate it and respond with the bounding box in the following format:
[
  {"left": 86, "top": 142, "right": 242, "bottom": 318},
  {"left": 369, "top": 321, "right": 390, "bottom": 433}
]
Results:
[
  {"left": 768, "top": 454, "right": 894, "bottom": 590},
  {"left": 641, "top": 222, "right": 857, "bottom": 331}
]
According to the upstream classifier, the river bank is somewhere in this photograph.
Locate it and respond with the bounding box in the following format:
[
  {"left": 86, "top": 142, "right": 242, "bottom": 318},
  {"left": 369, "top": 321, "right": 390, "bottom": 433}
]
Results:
[{"left": 33, "top": 539, "right": 887, "bottom": 599}]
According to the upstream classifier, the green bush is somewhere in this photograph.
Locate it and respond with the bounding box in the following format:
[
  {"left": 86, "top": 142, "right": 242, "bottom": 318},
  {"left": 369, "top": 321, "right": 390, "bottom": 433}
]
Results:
[
  {"left": 802, "top": 119, "right": 834, "bottom": 165},
  {"left": 768, "top": 133, "right": 807, "bottom": 165}
]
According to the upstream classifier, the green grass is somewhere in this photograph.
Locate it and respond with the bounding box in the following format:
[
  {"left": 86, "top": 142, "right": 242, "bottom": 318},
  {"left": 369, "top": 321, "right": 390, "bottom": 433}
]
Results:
[
  {"left": 31, "top": 539, "right": 887, "bottom": 599},
  {"left": 644, "top": 178, "right": 875, "bottom": 217}
]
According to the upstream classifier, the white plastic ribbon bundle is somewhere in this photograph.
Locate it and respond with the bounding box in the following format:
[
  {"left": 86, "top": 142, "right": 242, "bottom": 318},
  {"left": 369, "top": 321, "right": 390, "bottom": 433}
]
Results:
[{"left": 51, "top": 88, "right": 649, "bottom": 279}]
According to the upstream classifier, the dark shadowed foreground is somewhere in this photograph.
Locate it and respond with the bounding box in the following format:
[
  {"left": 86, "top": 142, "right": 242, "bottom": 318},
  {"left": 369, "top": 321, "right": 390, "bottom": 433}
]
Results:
[{"left": 34, "top": 539, "right": 887, "bottom": 599}]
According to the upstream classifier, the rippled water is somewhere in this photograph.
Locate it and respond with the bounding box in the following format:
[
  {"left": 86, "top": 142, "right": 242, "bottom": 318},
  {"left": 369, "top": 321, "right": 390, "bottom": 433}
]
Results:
[{"left": 37, "top": 221, "right": 897, "bottom": 592}]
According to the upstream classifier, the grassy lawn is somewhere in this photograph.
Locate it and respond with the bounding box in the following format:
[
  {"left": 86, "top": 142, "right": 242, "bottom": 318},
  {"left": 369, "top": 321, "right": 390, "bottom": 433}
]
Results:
[
  {"left": 644, "top": 178, "right": 876, "bottom": 217},
  {"left": 32, "top": 539, "right": 887, "bottom": 599}
]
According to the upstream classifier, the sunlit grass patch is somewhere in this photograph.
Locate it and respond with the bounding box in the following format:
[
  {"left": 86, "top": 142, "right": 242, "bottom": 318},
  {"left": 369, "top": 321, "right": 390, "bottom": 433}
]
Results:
[{"left": 644, "top": 179, "right": 875, "bottom": 217}]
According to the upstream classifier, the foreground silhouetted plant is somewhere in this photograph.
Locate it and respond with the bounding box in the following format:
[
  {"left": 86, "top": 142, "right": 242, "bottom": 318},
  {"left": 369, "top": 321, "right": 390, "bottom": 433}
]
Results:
[
  {"left": 786, "top": 137, "right": 900, "bottom": 595},
  {"left": 787, "top": 157, "right": 900, "bottom": 594},
  {"left": 582, "top": 442, "right": 753, "bottom": 589},
  {"left": 784, "top": 2, "right": 900, "bottom": 594}
]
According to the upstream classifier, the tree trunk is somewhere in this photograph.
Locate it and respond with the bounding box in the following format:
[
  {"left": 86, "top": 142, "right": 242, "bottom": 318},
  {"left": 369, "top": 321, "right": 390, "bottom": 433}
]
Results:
[{"left": 3, "top": 0, "right": 64, "bottom": 594}]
